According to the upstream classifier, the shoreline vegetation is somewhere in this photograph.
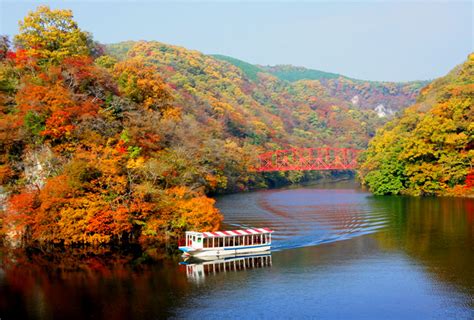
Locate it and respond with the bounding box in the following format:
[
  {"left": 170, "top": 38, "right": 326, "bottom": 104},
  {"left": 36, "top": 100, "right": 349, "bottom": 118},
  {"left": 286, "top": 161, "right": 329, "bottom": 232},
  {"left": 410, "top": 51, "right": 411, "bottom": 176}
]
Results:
[
  {"left": 0, "top": 6, "right": 471, "bottom": 251},
  {"left": 358, "top": 54, "right": 473, "bottom": 197}
]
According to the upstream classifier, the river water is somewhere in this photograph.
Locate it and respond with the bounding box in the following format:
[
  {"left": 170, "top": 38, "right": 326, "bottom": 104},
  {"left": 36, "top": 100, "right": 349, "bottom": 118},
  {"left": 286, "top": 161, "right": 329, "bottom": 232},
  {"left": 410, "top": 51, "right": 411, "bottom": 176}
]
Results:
[{"left": 1, "top": 181, "right": 473, "bottom": 319}]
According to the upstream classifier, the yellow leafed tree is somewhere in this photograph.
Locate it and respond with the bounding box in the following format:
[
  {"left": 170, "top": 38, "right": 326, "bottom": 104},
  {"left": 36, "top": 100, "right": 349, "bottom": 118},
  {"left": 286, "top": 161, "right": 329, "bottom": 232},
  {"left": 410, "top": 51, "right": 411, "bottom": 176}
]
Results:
[{"left": 14, "top": 6, "right": 90, "bottom": 62}]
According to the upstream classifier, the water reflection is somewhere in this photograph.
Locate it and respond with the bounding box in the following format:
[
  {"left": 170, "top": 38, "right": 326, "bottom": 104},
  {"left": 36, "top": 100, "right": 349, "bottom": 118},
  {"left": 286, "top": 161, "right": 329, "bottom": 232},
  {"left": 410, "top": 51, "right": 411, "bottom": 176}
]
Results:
[
  {"left": 0, "top": 247, "right": 191, "bottom": 319},
  {"left": 181, "top": 253, "right": 272, "bottom": 283},
  {"left": 369, "top": 195, "right": 474, "bottom": 302}
]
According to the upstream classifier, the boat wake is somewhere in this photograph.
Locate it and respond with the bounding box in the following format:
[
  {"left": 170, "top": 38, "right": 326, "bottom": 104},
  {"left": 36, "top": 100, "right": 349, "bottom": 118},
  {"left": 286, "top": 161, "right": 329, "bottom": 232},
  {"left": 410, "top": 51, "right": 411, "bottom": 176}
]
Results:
[{"left": 218, "top": 187, "right": 390, "bottom": 252}]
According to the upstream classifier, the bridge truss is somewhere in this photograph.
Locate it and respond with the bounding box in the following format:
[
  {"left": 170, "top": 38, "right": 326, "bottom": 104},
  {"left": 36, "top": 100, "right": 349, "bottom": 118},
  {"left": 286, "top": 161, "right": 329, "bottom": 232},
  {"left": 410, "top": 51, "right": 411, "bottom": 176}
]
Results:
[{"left": 254, "top": 148, "right": 362, "bottom": 172}]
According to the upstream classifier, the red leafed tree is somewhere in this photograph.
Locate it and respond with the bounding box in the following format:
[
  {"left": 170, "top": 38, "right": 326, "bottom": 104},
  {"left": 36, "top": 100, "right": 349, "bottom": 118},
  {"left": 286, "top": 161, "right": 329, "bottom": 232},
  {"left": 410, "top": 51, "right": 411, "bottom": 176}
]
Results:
[{"left": 465, "top": 170, "right": 474, "bottom": 189}]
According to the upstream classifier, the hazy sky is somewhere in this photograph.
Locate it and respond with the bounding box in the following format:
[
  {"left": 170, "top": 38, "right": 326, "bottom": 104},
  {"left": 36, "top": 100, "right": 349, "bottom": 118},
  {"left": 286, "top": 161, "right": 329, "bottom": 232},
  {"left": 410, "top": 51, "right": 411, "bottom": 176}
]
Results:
[{"left": 1, "top": 1, "right": 472, "bottom": 81}]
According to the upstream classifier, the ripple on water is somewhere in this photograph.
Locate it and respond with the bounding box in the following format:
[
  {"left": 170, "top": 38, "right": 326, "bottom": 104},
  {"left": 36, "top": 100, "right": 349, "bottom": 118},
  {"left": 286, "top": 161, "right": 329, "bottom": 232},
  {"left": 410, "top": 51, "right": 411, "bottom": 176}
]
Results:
[{"left": 217, "top": 187, "right": 390, "bottom": 251}]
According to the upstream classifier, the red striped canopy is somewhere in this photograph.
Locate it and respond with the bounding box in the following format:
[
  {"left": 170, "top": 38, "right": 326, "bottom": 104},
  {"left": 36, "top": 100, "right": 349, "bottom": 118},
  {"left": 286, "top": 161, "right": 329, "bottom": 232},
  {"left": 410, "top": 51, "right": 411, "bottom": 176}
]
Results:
[{"left": 202, "top": 228, "right": 273, "bottom": 238}]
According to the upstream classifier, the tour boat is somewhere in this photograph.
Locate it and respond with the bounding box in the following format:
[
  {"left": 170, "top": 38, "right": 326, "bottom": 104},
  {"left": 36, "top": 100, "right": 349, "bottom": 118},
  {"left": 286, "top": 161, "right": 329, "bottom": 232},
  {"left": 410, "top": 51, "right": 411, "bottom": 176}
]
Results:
[{"left": 178, "top": 228, "right": 273, "bottom": 258}]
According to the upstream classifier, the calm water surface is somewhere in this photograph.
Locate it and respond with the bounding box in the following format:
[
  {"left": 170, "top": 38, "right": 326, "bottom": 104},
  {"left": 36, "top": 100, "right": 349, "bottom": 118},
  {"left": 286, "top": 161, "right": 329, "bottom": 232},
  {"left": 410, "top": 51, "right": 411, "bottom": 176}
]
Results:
[{"left": 1, "top": 181, "right": 473, "bottom": 319}]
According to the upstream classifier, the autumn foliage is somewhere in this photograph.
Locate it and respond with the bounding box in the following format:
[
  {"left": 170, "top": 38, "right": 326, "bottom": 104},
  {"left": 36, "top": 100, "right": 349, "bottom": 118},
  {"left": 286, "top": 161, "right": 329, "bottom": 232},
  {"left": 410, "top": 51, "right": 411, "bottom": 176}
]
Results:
[
  {"left": 14, "top": 6, "right": 90, "bottom": 63},
  {"left": 0, "top": 6, "right": 222, "bottom": 247},
  {"left": 359, "top": 54, "right": 474, "bottom": 196}
]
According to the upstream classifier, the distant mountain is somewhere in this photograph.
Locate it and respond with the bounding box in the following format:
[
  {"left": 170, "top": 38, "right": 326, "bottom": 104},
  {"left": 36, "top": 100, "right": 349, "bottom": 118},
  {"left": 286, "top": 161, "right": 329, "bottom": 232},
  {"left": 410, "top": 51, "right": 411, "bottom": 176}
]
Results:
[
  {"left": 211, "top": 54, "right": 263, "bottom": 82},
  {"left": 261, "top": 64, "right": 345, "bottom": 82},
  {"left": 211, "top": 55, "right": 429, "bottom": 116}
]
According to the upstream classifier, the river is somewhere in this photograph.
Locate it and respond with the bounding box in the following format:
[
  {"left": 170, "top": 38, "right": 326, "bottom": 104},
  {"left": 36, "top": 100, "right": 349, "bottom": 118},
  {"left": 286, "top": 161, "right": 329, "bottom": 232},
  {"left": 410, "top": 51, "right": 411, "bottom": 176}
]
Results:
[{"left": 1, "top": 181, "right": 473, "bottom": 319}]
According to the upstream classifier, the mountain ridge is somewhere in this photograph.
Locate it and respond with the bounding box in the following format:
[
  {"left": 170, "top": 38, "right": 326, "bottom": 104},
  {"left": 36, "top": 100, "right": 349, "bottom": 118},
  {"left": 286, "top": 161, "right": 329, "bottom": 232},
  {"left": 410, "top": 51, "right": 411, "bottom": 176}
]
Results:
[
  {"left": 107, "top": 41, "right": 428, "bottom": 116},
  {"left": 212, "top": 54, "right": 430, "bottom": 84}
]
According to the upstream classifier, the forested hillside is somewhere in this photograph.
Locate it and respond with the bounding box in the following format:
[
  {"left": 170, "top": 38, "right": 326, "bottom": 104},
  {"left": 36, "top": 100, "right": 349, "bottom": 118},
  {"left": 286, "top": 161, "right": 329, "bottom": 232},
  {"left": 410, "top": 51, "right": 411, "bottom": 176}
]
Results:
[
  {"left": 107, "top": 41, "right": 385, "bottom": 149},
  {"left": 0, "top": 7, "right": 226, "bottom": 247},
  {"left": 358, "top": 54, "right": 474, "bottom": 196},
  {"left": 210, "top": 56, "right": 428, "bottom": 116}
]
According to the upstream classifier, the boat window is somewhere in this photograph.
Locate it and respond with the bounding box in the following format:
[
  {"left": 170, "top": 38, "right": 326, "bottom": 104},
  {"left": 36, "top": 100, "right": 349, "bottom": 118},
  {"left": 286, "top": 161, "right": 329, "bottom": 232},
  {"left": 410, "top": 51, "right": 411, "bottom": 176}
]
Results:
[
  {"left": 225, "top": 237, "right": 230, "bottom": 247},
  {"left": 219, "top": 237, "right": 224, "bottom": 247},
  {"left": 230, "top": 237, "right": 234, "bottom": 246}
]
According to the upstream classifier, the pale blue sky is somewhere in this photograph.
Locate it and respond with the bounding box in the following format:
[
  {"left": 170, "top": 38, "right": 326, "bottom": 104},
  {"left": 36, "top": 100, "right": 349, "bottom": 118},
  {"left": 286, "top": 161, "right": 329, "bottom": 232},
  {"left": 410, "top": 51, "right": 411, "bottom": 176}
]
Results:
[{"left": 1, "top": 1, "right": 472, "bottom": 81}]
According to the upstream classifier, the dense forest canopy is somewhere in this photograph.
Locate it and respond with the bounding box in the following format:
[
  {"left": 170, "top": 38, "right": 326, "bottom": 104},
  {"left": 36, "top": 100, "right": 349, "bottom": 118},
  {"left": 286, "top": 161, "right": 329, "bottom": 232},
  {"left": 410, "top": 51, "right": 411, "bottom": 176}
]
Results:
[
  {"left": 106, "top": 40, "right": 386, "bottom": 149},
  {"left": 0, "top": 6, "right": 460, "bottom": 250},
  {"left": 211, "top": 55, "right": 428, "bottom": 115},
  {"left": 358, "top": 54, "right": 474, "bottom": 196},
  {"left": 0, "top": 7, "right": 227, "bottom": 247}
]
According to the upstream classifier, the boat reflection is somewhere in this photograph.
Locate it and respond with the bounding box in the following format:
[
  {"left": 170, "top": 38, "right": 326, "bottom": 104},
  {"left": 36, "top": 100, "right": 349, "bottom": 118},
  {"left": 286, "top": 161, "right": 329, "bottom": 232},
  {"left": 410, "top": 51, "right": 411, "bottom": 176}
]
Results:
[{"left": 180, "top": 253, "right": 272, "bottom": 282}]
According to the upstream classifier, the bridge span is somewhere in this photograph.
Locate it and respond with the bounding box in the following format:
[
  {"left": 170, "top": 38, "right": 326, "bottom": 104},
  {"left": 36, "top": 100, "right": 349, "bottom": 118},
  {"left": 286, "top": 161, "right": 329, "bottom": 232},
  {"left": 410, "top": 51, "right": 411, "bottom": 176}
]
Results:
[{"left": 254, "top": 147, "right": 362, "bottom": 172}]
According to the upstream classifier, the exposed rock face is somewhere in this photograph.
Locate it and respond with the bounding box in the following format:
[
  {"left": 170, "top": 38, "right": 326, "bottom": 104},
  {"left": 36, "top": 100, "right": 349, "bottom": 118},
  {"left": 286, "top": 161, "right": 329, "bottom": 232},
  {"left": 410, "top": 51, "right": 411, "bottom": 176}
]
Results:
[
  {"left": 23, "top": 146, "right": 58, "bottom": 190},
  {"left": 374, "top": 104, "right": 395, "bottom": 118},
  {"left": 0, "top": 186, "right": 7, "bottom": 211},
  {"left": 352, "top": 96, "right": 395, "bottom": 118},
  {"left": 351, "top": 95, "right": 360, "bottom": 106}
]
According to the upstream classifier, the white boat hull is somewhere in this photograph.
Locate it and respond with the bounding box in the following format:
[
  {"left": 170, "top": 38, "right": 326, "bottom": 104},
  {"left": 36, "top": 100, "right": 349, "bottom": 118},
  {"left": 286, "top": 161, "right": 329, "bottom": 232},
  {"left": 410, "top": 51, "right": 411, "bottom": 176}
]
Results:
[{"left": 179, "top": 245, "right": 271, "bottom": 258}]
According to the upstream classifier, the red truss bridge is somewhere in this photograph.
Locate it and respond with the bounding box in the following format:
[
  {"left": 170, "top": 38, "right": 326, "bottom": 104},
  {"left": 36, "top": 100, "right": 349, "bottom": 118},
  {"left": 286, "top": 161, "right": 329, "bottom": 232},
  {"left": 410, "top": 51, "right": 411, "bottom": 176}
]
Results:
[{"left": 254, "top": 148, "right": 362, "bottom": 172}]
